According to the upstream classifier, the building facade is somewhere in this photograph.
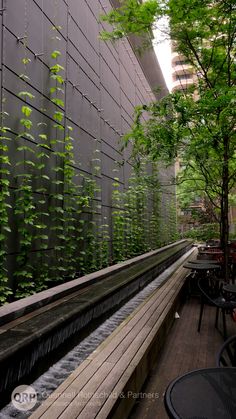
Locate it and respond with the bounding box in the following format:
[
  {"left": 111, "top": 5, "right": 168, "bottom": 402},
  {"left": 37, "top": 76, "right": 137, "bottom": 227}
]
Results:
[{"left": 0, "top": 0, "right": 175, "bottom": 299}]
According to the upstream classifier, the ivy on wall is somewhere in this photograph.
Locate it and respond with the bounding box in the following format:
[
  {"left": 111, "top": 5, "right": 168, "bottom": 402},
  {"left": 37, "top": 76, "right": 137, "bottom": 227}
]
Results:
[{"left": 0, "top": 22, "right": 178, "bottom": 305}]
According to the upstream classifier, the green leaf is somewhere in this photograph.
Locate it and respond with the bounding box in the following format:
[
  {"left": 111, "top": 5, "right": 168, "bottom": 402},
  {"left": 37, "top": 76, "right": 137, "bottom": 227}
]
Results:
[
  {"left": 20, "top": 118, "right": 33, "bottom": 130},
  {"left": 21, "top": 106, "right": 32, "bottom": 117},
  {"left": 18, "top": 91, "right": 35, "bottom": 99},
  {"left": 22, "top": 57, "right": 31, "bottom": 65},
  {"left": 51, "top": 50, "right": 62, "bottom": 59},
  {"left": 50, "top": 64, "right": 65, "bottom": 74},
  {"left": 52, "top": 98, "right": 65, "bottom": 108},
  {"left": 50, "top": 74, "right": 64, "bottom": 84}
]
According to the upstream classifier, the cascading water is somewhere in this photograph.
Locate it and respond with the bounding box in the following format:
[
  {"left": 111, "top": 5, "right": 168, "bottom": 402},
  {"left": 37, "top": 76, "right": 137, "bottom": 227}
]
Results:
[{"left": 0, "top": 250, "right": 192, "bottom": 418}]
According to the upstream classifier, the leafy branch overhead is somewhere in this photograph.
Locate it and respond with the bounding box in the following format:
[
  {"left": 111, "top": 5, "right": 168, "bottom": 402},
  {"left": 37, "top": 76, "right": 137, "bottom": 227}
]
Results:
[
  {"left": 100, "top": 0, "right": 162, "bottom": 40},
  {"left": 101, "top": 0, "right": 236, "bottom": 280}
]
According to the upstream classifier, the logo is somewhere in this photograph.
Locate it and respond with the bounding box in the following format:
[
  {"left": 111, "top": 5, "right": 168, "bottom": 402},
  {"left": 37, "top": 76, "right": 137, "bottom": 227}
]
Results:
[{"left": 11, "top": 385, "right": 37, "bottom": 411}]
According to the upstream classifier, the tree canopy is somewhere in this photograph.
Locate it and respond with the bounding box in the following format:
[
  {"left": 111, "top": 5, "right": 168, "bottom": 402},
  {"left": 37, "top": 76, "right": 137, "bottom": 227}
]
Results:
[{"left": 101, "top": 0, "right": 236, "bottom": 278}]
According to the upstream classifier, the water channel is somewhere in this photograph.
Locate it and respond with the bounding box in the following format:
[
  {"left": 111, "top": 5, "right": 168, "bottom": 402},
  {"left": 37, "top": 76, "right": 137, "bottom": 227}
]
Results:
[{"left": 0, "top": 250, "right": 192, "bottom": 418}]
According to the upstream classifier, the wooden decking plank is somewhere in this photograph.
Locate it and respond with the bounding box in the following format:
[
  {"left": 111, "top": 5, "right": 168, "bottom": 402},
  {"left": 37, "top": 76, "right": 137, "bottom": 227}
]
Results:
[
  {"left": 29, "top": 360, "right": 92, "bottom": 419},
  {"left": 95, "top": 300, "right": 181, "bottom": 419},
  {"left": 36, "top": 278, "right": 178, "bottom": 419},
  {"left": 129, "top": 298, "right": 232, "bottom": 419},
  {"left": 31, "top": 261, "right": 190, "bottom": 419},
  {"left": 59, "top": 329, "right": 151, "bottom": 419},
  {"left": 78, "top": 283, "right": 185, "bottom": 418},
  {"left": 39, "top": 285, "right": 172, "bottom": 418}
]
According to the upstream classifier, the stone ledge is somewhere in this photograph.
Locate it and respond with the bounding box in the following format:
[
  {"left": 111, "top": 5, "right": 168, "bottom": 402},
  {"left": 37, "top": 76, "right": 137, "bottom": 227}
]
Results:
[{"left": 0, "top": 240, "right": 190, "bottom": 327}]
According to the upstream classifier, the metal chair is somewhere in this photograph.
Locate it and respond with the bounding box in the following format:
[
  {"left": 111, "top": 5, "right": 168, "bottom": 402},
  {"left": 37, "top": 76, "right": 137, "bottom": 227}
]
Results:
[
  {"left": 197, "top": 277, "right": 236, "bottom": 340},
  {"left": 216, "top": 334, "right": 236, "bottom": 367}
]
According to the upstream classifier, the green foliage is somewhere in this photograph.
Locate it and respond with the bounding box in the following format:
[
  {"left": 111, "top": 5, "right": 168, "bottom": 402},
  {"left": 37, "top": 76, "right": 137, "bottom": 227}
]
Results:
[
  {"left": 183, "top": 223, "right": 219, "bottom": 242},
  {"left": 112, "top": 170, "right": 125, "bottom": 263},
  {"left": 0, "top": 16, "right": 180, "bottom": 305},
  {"left": 111, "top": 160, "right": 172, "bottom": 262},
  {"left": 100, "top": 0, "right": 161, "bottom": 41},
  {"left": 103, "top": 0, "right": 236, "bottom": 264},
  {"left": 0, "top": 125, "right": 13, "bottom": 303}
]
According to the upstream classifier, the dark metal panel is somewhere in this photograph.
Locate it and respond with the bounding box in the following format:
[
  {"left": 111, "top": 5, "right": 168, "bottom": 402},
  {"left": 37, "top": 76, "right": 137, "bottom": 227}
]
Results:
[
  {"left": 100, "top": 86, "right": 121, "bottom": 130},
  {"left": 5, "top": 0, "right": 25, "bottom": 38},
  {"left": 73, "top": 128, "right": 95, "bottom": 174},
  {"left": 79, "top": 70, "right": 100, "bottom": 106},
  {"left": 67, "top": 54, "right": 80, "bottom": 87},
  {"left": 101, "top": 142, "right": 124, "bottom": 178},
  {"left": 100, "top": 58, "right": 120, "bottom": 103},
  {"left": 85, "top": 0, "right": 100, "bottom": 18},
  {"left": 100, "top": 41, "right": 120, "bottom": 79},
  {"left": 120, "top": 64, "right": 136, "bottom": 106},
  {"left": 68, "top": 16, "right": 100, "bottom": 76},
  {"left": 27, "top": 0, "right": 44, "bottom": 54},
  {"left": 68, "top": 40, "right": 100, "bottom": 89},
  {"left": 4, "top": 30, "right": 50, "bottom": 98},
  {"left": 101, "top": 175, "right": 113, "bottom": 207},
  {"left": 121, "top": 91, "right": 135, "bottom": 120},
  {"left": 67, "top": 86, "right": 99, "bottom": 138},
  {"left": 42, "top": 0, "right": 68, "bottom": 39},
  {"left": 69, "top": 0, "right": 99, "bottom": 52}
]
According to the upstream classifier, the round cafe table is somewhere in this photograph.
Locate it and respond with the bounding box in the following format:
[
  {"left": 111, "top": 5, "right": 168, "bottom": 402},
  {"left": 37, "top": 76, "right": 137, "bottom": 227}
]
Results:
[
  {"left": 183, "top": 262, "right": 220, "bottom": 296},
  {"left": 190, "top": 259, "right": 221, "bottom": 264},
  {"left": 183, "top": 262, "right": 220, "bottom": 271},
  {"left": 223, "top": 284, "right": 236, "bottom": 298},
  {"left": 164, "top": 367, "right": 236, "bottom": 419}
]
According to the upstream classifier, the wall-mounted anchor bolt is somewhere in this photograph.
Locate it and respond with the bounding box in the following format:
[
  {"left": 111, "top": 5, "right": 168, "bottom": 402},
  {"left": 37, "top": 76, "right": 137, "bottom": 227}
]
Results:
[
  {"left": 34, "top": 52, "right": 44, "bottom": 58},
  {"left": 98, "top": 109, "right": 104, "bottom": 112},
  {"left": 73, "top": 84, "right": 79, "bottom": 88},
  {"left": 17, "top": 35, "right": 28, "bottom": 42},
  {"left": 82, "top": 93, "right": 88, "bottom": 98}
]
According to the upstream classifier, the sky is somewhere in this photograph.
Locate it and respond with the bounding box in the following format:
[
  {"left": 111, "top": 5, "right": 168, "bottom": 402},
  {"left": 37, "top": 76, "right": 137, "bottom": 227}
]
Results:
[{"left": 152, "top": 19, "right": 172, "bottom": 92}]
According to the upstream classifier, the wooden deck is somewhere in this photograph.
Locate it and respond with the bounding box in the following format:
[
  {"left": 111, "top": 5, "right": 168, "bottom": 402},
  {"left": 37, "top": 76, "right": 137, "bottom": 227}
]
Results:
[
  {"left": 129, "top": 297, "right": 236, "bottom": 419},
  {"left": 30, "top": 251, "right": 193, "bottom": 419}
]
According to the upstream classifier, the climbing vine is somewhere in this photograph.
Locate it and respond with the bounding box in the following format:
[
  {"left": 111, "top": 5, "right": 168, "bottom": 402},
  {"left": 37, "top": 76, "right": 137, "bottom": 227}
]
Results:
[
  {"left": 0, "top": 19, "right": 177, "bottom": 305},
  {"left": 14, "top": 49, "right": 37, "bottom": 298},
  {"left": 0, "top": 121, "right": 13, "bottom": 303}
]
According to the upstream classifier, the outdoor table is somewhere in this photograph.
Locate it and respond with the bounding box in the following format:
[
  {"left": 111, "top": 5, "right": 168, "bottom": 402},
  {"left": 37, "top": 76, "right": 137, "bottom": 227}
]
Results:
[
  {"left": 190, "top": 259, "right": 221, "bottom": 264},
  {"left": 164, "top": 367, "right": 236, "bottom": 419},
  {"left": 223, "top": 284, "right": 236, "bottom": 298},
  {"left": 184, "top": 262, "right": 220, "bottom": 296},
  {"left": 183, "top": 262, "right": 220, "bottom": 271},
  {"left": 199, "top": 251, "right": 224, "bottom": 258}
]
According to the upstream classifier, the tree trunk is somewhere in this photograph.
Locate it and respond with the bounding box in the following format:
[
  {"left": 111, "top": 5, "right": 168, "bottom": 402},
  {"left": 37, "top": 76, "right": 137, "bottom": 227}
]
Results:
[{"left": 221, "top": 137, "right": 230, "bottom": 282}]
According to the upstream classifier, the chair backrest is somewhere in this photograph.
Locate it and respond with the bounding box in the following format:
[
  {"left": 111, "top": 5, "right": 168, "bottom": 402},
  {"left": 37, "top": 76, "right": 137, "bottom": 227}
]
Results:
[
  {"left": 216, "top": 334, "right": 236, "bottom": 367},
  {"left": 198, "top": 277, "right": 221, "bottom": 303}
]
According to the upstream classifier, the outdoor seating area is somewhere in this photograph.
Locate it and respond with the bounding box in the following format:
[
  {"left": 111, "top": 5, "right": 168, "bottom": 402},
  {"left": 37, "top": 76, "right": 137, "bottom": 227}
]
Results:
[
  {"left": 129, "top": 243, "right": 236, "bottom": 419},
  {"left": 129, "top": 298, "right": 236, "bottom": 419}
]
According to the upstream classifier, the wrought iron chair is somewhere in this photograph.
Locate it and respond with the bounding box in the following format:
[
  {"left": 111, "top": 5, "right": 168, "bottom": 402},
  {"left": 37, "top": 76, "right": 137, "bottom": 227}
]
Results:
[
  {"left": 216, "top": 334, "right": 236, "bottom": 367},
  {"left": 197, "top": 277, "right": 236, "bottom": 340}
]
